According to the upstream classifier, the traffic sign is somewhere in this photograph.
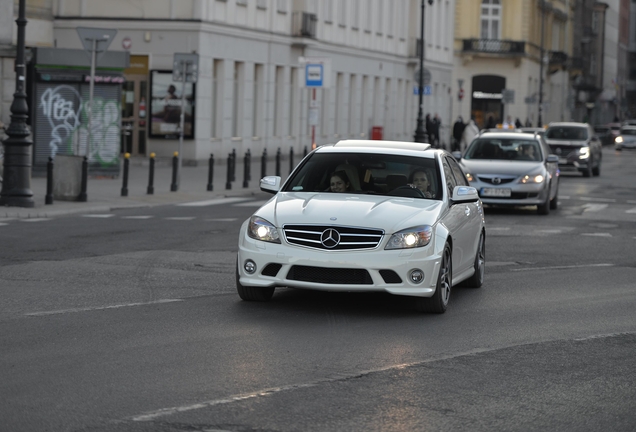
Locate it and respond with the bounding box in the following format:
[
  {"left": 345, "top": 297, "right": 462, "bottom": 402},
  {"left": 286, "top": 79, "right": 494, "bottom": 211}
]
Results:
[
  {"left": 299, "top": 57, "right": 331, "bottom": 88},
  {"left": 76, "top": 27, "right": 117, "bottom": 63},
  {"left": 414, "top": 85, "right": 432, "bottom": 96},
  {"left": 172, "top": 53, "right": 199, "bottom": 83},
  {"left": 502, "top": 89, "right": 515, "bottom": 104},
  {"left": 414, "top": 68, "right": 431, "bottom": 86},
  {"left": 306, "top": 64, "right": 323, "bottom": 87}
]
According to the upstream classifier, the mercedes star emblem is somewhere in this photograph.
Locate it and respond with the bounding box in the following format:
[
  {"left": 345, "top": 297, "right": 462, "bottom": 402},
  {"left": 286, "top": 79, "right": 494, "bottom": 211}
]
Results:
[{"left": 321, "top": 228, "right": 341, "bottom": 248}]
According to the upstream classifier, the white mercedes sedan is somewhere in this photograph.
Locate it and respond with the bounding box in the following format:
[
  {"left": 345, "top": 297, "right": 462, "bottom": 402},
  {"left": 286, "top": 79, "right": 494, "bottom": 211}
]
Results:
[{"left": 237, "top": 140, "right": 486, "bottom": 313}]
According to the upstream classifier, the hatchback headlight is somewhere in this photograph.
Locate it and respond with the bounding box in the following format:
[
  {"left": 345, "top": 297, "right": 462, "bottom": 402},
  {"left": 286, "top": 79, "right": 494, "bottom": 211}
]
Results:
[
  {"left": 578, "top": 146, "right": 590, "bottom": 158},
  {"left": 385, "top": 225, "right": 432, "bottom": 250},
  {"left": 464, "top": 172, "right": 475, "bottom": 182},
  {"left": 615, "top": 136, "right": 624, "bottom": 143},
  {"left": 519, "top": 174, "right": 545, "bottom": 184},
  {"left": 247, "top": 216, "right": 280, "bottom": 243}
]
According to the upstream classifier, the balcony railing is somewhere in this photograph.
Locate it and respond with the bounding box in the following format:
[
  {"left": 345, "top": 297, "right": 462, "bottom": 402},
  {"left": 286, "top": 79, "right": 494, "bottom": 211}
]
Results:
[
  {"left": 462, "top": 39, "right": 525, "bottom": 55},
  {"left": 549, "top": 51, "right": 568, "bottom": 66},
  {"left": 292, "top": 12, "right": 317, "bottom": 39}
]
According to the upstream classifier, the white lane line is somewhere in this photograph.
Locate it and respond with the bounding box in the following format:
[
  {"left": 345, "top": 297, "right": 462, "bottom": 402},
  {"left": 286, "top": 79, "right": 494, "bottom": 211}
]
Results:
[
  {"left": 511, "top": 263, "right": 614, "bottom": 272},
  {"left": 626, "top": 207, "right": 636, "bottom": 214},
  {"left": 580, "top": 197, "right": 616, "bottom": 203},
  {"left": 0, "top": 223, "right": 8, "bottom": 226},
  {"left": 82, "top": 214, "right": 115, "bottom": 218},
  {"left": 25, "top": 299, "right": 183, "bottom": 317},
  {"left": 582, "top": 203, "right": 608, "bottom": 213},
  {"left": 627, "top": 200, "right": 636, "bottom": 204},
  {"left": 581, "top": 233, "right": 612, "bottom": 237},
  {"left": 487, "top": 227, "right": 511, "bottom": 231},
  {"left": 536, "top": 229, "right": 563, "bottom": 234},
  {"left": 205, "top": 218, "right": 238, "bottom": 222},
  {"left": 560, "top": 195, "right": 570, "bottom": 200},
  {"left": 165, "top": 217, "right": 196, "bottom": 221},
  {"left": 20, "top": 218, "right": 52, "bottom": 222},
  {"left": 233, "top": 200, "right": 269, "bottom": 207},
  {"left": 130, "top": 331, "right": 635, "bottom": 422},
  {"left": 177, "top": 197, "right": 251, "bottom": 207},
  {"left": 122, "top": 215, "right": 154, "bottom": 219}
]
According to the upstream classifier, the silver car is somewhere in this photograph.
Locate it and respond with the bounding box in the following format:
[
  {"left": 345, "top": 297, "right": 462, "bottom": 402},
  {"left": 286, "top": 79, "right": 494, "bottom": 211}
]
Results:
[
  {"left": 454, "top": 131, "right": 560, "bottom": 215},
  {"left": 544, "top": 122, "right": 602, "bottom": 177},
  {"left": 614, "top": 125, "right": 636, "bottom": 150}
]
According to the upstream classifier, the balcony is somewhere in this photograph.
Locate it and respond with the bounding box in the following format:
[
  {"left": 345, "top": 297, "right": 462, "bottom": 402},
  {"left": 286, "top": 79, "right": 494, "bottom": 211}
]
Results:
[
  {"left": 462, "top": 39, "right": 525, "bottom": 55},
  {"left": 548, "top": 50, "right": 568, "bottom": 74},
  {"left": 292, "top": 12, "right": 317, "bottom": 39}
]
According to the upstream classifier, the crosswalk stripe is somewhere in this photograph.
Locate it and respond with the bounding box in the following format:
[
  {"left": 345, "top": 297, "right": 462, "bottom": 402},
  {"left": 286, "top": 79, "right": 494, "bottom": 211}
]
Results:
[
  {"left": 177, "top": 197, "right": 250, "bottom": 207},
  {"left": 165, "top": 217, "right": 196, "bottom": 221},
  {"left": 626, "top": 207, "right": 636, "bottom": 214},
  {"left": 20, "top": 218, "right": 51, "bottom": 222},
  {"left": 582, "top": 203, "right": 608, "bottom": 213},
  {"left": 581, "top": 233, "right": 612, "bottom": 237},
  {"left": 205, "top": 218, "right": 238, "bottom": 222},
  {"left": 82, "top": 214, "right": 115, "bottom": 218},
  {"left": 122, "top": 216, "right": 154, "bottom": 219}
]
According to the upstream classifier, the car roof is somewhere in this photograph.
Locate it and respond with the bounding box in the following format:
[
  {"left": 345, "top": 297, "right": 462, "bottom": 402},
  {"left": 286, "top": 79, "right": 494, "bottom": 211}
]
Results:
[
  {"left": 316, "top": 140, "right": 437, "bottom": 158},
  {"left": 547, "top": 122, "right": 589, "bottom": 128},
  {"left": 620, "top": 125, "right": 636, "bottom": 130},
  {"left": 476, "top": 131, "right": 540, "bottom": 139}
]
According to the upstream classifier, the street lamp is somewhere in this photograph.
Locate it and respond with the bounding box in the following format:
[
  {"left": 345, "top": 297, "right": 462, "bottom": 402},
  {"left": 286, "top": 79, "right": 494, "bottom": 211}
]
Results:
[
  {"left": 414, "top": 0, "right": 435, "bottom": 143},
  {"left": 537, "top": 0, "right": 545, "bottom": 128},
  {"left": 0, "top": 0, "right": 34, "bottom": 207}
]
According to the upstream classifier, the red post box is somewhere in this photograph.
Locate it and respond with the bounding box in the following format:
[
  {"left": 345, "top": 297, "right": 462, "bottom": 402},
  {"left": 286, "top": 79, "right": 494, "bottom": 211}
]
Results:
[{"left": 371, "top": 126, "right": 383, "bottom": 140}]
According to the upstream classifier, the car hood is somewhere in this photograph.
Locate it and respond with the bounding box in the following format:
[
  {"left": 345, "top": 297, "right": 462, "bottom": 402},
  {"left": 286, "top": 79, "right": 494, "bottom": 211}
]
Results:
[
  {"left": 544, "top": 139, "right": 586, "bottom": 147},
  {"left": 460, "top": 159, "right": 543, "bottom": 175},
  {"left": 254, "top": 192, "right": 443, "bottom": 233},
  {"left": 620, "top": 135, "right": 636, "bottom": 143}
]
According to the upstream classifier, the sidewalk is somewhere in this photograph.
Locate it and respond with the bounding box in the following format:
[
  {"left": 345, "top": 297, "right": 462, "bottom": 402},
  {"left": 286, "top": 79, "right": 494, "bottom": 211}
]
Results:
[{"left": 1, "top": 155, "right": 292, "bottom": 219}]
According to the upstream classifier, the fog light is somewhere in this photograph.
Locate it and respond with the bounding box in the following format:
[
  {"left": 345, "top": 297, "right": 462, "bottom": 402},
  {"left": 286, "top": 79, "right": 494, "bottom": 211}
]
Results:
[
  {"left": 244, "top": 260, "right": 257, "bottom": 274},
  {"left": 409, "top": 269, "right": 424, "bottom": 283}
]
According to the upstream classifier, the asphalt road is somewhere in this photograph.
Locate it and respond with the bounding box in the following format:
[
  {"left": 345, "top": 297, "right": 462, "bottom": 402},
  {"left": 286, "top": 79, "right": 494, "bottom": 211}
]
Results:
[{"left": 0, "top": 147, "right": 635, "bottom": 432}]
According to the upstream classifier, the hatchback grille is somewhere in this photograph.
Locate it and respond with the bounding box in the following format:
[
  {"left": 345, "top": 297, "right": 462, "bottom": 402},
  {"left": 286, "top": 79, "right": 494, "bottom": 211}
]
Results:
[
  {"left": 283, "top": 225, "right": 384, "bottom": 250},
  {"left": 286, "top": 265, "right": 373, "bottom": 284}
]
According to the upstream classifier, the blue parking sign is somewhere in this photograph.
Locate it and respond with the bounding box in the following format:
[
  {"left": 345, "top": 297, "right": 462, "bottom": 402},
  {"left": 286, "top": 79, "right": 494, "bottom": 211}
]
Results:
[
  {"left": 414, "top": 85, "right": 432, "bottom": 96},
  {"left": 306, "top": 64, "right": 324, "bottom": 87}
]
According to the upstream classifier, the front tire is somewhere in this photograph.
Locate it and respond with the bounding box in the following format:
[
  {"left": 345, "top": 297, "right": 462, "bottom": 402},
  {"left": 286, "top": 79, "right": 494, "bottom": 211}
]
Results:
[
  {"left": 415, "top": 243, "right": 452, "bottom": 313},
  {"left": 537, "top": 190, "right": 550, "bottom": 215},
  {"left": 582, "top": 159, "right": 593, "bottom": 177},
  {"left": 236, "top": 259, "right": 275, "bottom": 302}
]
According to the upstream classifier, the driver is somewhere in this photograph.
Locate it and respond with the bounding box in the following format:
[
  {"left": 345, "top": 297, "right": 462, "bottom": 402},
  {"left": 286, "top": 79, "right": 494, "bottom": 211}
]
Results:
[{"left": 409, "top": 170, "right": 433, "bottom": 198}]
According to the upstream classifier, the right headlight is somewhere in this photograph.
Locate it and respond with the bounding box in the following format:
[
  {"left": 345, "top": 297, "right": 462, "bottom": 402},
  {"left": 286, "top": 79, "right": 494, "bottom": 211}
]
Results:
[
  {"left": 385, "top": 225, "right": 432, "bottom": 250},
  {"left": 615, "top": 136, "right": 624, "bottom": 143},
  {"left": 247, "top": 216, "right": 280, "bottom": 243}
]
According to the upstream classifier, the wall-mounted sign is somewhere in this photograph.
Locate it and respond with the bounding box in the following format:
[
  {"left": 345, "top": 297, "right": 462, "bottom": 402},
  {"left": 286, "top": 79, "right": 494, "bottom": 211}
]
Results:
[
  {"left": 149, "top": 70, "right": 196, "bottom": 139},
  {"left": 122, "top": 37, "right": 132, "bottom": 50}
]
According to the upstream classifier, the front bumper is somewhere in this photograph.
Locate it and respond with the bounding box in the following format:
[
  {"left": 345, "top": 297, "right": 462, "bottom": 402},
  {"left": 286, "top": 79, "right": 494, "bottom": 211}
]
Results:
[
  {"left": 237, "top": 222, "right": 442, "bottom": 298},
  {"left": 471, "top": 182, "right": 550, "bottom": 207}
]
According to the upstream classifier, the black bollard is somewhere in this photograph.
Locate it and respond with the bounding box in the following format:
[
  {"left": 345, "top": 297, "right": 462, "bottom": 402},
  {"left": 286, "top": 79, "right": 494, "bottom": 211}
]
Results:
[
  {"left": 289, "top": 147, "right": 294, "bottom": 174},
  {"left": 147, "top": 152, "right": 155, "bottom": 194},
  {"left": 45, "top": 157, "right": 54, "bottom": 205},
  {"left": 246, "top": 149, "right": 252, "bottom": 181},
  {"left": 243, "top": 151, "right": 249, "bottom": 188},
  {"left": 78, "top": 156, "right": 88, "bottom": 202},
  {"left": 170, "top": 152, "right": 178, "bottom": 191},
  {"left": 225, "top": 153, "right": 232, "bottom": 190},
  {"left": 121, "top": 153, "right": 130, "bottom": 196},
  {"left": 303, "top": 146, "right": 307, "bottom": 157},
  {"left": 275, "top": 147, "right": 281, "bottom": 176},
  {"left": 230, "top": 148, "right": 236, "bottom": 181},
  {"left": 207, "top": 154, "right": 214, "bottom": 191},
  {"left": 261, "top": 148, "right": 267, "bottom": 179}
]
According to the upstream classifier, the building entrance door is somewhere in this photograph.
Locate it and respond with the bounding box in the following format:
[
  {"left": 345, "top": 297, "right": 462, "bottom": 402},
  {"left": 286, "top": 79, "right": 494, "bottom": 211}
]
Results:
[{"left": 121, "top": 55, "right": 149, "bottom": 155}]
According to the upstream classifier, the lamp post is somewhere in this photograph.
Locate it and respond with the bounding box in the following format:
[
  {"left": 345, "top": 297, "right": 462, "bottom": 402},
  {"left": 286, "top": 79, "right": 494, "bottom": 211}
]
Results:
[
  {"left": 414, "top": 0, "right": 434, "bottom": 143},
  {"left": 0, "top": 0, "right": 34, "bottom": 207},
  {"left": 537, "top": 0, "right": 545, "bottom": 128}
]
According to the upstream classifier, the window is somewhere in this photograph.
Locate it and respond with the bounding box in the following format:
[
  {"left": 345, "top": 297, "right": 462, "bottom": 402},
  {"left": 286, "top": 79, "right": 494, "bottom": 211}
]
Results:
[
  {"left": 376, "top": 0, "right": 383, "bottom": 34},
  {"left": 289, "top": 67, "right": 297, "bottom": 136},
  {"left": 324, "top": 0, "right": 333, "bottom": 23},
  {"left": 257, "top": 0, "right": 267, "bottom": 10},
  {"left": 253, "top": 64, "right": 263, "bottom": 136},
  {"left": 447, "top": 157, "right": 469, "bottom": 187},
  {"left": 274, "top": 66, "right": 284, "bottom": 136},
  {"left": 352, "top": 0, "right": 360, "bottom": 29},
  {"left": 212, "top": 60, "right": 222, "bottom": 138},
  {"left": 232, "top": 62, "right": 244, "bottom": 137},
  {"left": 277, "top": 0, "right": 287, "bottom": 13},
  {"left": 338, "top": 0, "right": 347, "bottom": 26},
  {"left": 237, "top": 0, "right": 247, "bottom": 5},
  {"left": 480, "top": 0, "right": 501, "bottom": 40}
]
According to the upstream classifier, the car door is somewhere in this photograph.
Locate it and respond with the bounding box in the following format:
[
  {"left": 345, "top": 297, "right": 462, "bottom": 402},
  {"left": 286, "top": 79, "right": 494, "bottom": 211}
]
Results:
[{"left": 441, "top": 156, "right": 482, "bottom": 277}]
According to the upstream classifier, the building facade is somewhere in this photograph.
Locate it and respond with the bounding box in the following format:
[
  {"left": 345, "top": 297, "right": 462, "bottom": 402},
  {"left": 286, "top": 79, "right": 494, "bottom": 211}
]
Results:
[{"left": 1, "top": 0, "right": 457, "bottom": 166}]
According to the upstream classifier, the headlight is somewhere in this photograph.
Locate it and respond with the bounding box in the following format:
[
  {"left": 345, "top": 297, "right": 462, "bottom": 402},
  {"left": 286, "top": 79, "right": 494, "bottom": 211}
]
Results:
[
  {"left": 615, "top": 136, "right": 624, "bottom": 143},
  {"left": 465, "top": 172, "right": 475, "bottom": 182},
  {"left": 578, "top": 146, "right": 590, "bottom": 158},
  {"left": 519, "top": 174, "right": 545, "bottom": 184},
  {"left": 385, "top": 225, "right": 432, "bottom": 250},
  {"left": 247, "top": 216, "right": 280, "bottom": 243}
]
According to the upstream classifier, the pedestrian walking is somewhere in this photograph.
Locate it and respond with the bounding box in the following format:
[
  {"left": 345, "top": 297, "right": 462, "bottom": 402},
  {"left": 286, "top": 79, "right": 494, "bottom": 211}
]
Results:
[
  {"left": 460, "top": 117, "right": 479, "bottom": 152},
  {"left": 452, "top": 116, "right": 466, "bottom": 152}
]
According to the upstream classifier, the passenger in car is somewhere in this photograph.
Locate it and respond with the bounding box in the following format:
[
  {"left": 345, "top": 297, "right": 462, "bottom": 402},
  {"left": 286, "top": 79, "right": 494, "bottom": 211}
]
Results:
[
  {"left": 519, "top": 144, "right": 538, "bottom": 161},
  {"left": 329, "top": 170, "right": 352, "bottom": 193},
  {"left": 408, "top": 170, "right": 434, "bottom": 198}
]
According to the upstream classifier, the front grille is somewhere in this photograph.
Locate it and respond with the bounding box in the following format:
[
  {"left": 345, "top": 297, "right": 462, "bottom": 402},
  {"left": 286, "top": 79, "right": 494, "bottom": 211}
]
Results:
[
  {"left": 261, "top": 263, "right": 282, "bottom": 277},
  {"left": 478, "top": 176, "right": 516, "bottom": 185},
  {"left": 286, "top": 265, "right": 373, "bottom": 284},
  {"left": 283, "top": 225, "right": 384, "bottom": 250},
  {"left": 480, "top": 192, "right": 539, "bottom": 200},
  {"left": 379, "top": 270, "right": 402, "bottom": 284}
]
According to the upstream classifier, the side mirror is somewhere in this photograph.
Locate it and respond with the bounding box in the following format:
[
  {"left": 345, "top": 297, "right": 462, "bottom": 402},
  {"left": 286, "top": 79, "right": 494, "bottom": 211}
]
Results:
[
  {"left": 260, "top": 176, "right": 281, "bottom": 194},
  {"left": 451, "top": 186, "right": 479, "bottom": 204},
  {"left": 546, "top": 155, "right": 559, "bottom": 163}
]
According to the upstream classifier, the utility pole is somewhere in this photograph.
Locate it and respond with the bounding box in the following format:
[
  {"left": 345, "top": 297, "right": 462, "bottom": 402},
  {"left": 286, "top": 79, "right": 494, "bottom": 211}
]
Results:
[
  {"left": 538, "top": 0, "right": 545, "bottom": 128},
  {"left": 414, "top": 0, "right": 435, "bottom": 143}
]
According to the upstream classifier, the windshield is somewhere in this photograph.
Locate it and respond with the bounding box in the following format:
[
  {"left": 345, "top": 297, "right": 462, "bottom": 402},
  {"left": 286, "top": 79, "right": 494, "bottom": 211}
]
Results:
[
  {"left": 621, "top": 128, "right": 636, "bottom": 136},
  {"left": 546, "top": 126, "right": 588, "bottom": 140},
  {"left": 464, "top": 138, "right": 542, "bottom": 162},
  {"left": 282, "top": 152, "right": 442, "bottom": 200}
]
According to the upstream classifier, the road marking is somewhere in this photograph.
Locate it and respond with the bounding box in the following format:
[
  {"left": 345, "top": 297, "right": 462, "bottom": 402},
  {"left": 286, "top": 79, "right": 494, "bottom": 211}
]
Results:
[
  {"left": 581, "top": 232, "right": 612, "bottom": 237},
  {"left": 627, "top": 200, "right": 636, "bottom": 204},
  {"left": 580, "top": 197, "right": 616, "bottom": 203},
  {"left": 511, "top": 263, "right": 614, "bottom": 272},
  {"left": 0, "top": 223, "right": 8, "bottom": 226},
  {"left": 129, "top": 331, "right": 634, "bottom": 422},
  {"left": 536, "top": 229, "right": 563, "bottom": 234},
  {"left": 233, "top": 200, "right": 269, "bottom": 207},
  {"left": 178, "top": 197, "right": 251, "bottom": 207},
  {"left": 486, "top": 227, "right": 510, "bottom": 231},
  {"left": 82, "top": 214, "right": 115, "bottom": 218},
  {"left": 25, "top": 299, "right": 183, "bottom": 317},
  {"left": 205, "top": 218, "right": 238, "bottom": 222},
  {"left": 582, "top": 203, "right": 608, "bottom": 213},
  {"left": 165, "top": 217, "right": 196, "bottom": 221},
  {"left": 20, "top": 218, "right": 51, "bottom": 222},
  {"left": 122, "top": 215, "right": 154, "bottom": 219},
  {"left": 626, "top": 207, "right": 636, "bottom": 214},
  {"left": 560, "top": 195, "right": 570, "bottom": 199}
]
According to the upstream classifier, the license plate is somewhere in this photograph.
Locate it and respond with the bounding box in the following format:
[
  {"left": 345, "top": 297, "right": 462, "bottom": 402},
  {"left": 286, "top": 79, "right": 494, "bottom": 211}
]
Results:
[
  {"left": 558, "top": 158, "right": 567, "bottom": 164},
  {"left": 481, "top": 188, "right": 511, "bottom": 197}
]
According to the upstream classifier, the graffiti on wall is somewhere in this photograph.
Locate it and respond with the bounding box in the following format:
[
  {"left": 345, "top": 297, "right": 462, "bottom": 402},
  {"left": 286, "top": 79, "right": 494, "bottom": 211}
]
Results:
[{"left": 39, "top": 85, "right": 121, "bottom": 166}]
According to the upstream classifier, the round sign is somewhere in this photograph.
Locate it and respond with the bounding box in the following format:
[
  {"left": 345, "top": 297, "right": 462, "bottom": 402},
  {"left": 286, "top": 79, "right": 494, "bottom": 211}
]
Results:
[
  {"left": 414, "top": 68, "right": 431, "bottom": 86},
  {"left": 458, "top": 88, "right": 464, "bottom": 101},
  {"left": 122, "top": 37, "right": 132, "bottom": 50}
]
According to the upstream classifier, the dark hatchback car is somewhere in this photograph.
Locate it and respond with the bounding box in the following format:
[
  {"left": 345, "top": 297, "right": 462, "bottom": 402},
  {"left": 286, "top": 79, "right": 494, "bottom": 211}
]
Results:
[
  {"left": 593, "top": 125, "right": 613, "bottom": 146},
  {"left": 544, "top": 122, "right": 602, "bottom": 177}
]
